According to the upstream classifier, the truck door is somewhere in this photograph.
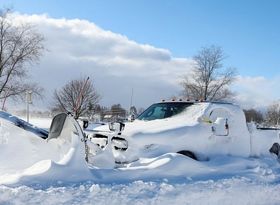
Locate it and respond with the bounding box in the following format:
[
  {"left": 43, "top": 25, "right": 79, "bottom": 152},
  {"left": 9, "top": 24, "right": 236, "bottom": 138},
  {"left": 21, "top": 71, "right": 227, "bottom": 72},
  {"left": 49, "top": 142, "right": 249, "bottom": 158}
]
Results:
[{"left": 209, "top": 108, "right": 231, "bottom": 136}]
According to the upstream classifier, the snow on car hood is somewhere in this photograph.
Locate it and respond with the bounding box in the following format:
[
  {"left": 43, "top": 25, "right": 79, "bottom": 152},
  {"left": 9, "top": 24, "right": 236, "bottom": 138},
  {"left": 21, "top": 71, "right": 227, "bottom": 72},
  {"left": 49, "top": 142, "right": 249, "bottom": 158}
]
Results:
[
  {"left": 94, "top": 102, "right": 209, "bottom": 135},
  {"left": 95, "top": 102, "right": 247, "bottom": 136},
  {"left": 97, "top": 103, "right": 250, "bottom": 156}
]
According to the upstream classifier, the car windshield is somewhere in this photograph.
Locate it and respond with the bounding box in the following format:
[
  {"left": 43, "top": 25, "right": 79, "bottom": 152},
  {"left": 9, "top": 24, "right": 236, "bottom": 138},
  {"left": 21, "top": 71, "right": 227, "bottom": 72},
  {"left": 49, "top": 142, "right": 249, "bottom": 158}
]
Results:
[{"left": 137, "top": 102, "right": 193, "bottom": 121}]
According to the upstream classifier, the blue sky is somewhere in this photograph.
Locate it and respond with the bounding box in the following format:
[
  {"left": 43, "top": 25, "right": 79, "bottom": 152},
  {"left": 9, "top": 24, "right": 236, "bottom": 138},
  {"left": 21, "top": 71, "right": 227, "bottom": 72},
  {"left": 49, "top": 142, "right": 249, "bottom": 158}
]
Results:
[
  {"left": 2, "top": 0, "right": 280, "bottom": 78},
  {"left": 1, "top": 0, "right": 280, "bottom": 109}
]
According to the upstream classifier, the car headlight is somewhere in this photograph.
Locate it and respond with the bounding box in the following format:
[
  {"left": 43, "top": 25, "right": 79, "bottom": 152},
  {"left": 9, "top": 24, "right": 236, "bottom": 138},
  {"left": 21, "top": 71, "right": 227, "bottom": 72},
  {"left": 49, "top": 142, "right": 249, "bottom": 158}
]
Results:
[{"left": 111, "top": 136, "right": 128, "bottom": 151}]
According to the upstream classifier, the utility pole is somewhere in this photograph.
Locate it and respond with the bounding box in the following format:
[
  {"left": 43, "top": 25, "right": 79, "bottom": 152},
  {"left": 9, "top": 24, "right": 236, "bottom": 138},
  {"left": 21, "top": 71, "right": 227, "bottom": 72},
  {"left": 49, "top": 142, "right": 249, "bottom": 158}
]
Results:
[
  {"left": 26, "top": 90, "right": 32, "bottom": 122},
  {"left": 130, "top": 88, "right": 134, "bottom": 113}
]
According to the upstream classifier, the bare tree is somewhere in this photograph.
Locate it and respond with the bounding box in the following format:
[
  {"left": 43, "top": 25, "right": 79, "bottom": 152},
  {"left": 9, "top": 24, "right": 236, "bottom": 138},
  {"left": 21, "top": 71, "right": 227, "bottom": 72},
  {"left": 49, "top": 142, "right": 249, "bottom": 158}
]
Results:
[
  {"left": 265, "top": 102, "right": 280, "bottom": 127},
  {"left": 0, "top": 9, "right": 45, "bottom": 105},
  {"left": 52, "top": 77, "right": 100, "bottom": 118},
  {"left": 181, "top": 45, "right": 236, "bottom": 101}
]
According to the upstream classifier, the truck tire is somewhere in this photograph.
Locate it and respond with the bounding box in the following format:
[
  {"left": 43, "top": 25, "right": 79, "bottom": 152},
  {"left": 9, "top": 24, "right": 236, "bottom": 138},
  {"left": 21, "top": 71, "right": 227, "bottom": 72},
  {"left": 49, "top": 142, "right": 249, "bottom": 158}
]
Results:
[{"left": 177, "top": 150, "right": 197, "bottom": 160}]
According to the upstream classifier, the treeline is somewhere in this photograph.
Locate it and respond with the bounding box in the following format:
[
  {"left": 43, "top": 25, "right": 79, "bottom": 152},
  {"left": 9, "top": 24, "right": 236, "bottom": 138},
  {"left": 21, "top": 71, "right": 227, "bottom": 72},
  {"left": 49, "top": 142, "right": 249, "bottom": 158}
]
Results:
[
  {"left": 244, "top": 102, "right": 280, "bottom": 127},
  {"left": 15, "top": 104, "right": 141, "bottom": 122},
  {"left": 88, "top": 104, "right": 141, "bottom": 122},
  {"left": 52, "top": 101, "right": 142, "bottom": 122}
]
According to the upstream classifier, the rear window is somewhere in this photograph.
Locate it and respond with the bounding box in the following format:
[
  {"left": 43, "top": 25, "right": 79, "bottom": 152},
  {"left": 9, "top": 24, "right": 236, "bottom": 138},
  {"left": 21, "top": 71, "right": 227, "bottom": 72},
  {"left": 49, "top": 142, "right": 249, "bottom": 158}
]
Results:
[{"left": 137, "top": 102, "right": 193, "bottom": 121}]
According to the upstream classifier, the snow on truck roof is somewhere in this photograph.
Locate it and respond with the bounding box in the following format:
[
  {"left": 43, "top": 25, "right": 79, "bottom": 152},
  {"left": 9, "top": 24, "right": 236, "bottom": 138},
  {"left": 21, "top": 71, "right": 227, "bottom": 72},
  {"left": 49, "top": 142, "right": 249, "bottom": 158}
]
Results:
[
  {"left": 157, "top": 99, "right": 234, "bottom": 105},
  {"left": 137, "top": 100, "right": 240, "bottom": 122}
]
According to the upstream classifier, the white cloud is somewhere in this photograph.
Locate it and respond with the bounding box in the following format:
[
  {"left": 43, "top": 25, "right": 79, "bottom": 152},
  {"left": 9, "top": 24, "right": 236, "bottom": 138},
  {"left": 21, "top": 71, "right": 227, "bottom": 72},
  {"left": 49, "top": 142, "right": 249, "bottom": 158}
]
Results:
[
  {"left": 9, "top": 13, "right": 193, "bottom": 109},
  {"left": 6, "top": 13, "right": 280, "bottom": 110},
  {"left": 233, "top": 76, "right": 280, "bottom": 109}
]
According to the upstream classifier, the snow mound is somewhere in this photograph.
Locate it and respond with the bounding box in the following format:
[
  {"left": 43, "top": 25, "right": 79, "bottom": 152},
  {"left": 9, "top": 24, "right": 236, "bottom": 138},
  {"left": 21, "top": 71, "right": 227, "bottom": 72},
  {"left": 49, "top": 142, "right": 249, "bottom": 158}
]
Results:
[
  {"left": 0, "top": 117, "right": 92, "bottom": 185},
  {"left": 0, "top": 115, "right": 280, "bottom": 204}
]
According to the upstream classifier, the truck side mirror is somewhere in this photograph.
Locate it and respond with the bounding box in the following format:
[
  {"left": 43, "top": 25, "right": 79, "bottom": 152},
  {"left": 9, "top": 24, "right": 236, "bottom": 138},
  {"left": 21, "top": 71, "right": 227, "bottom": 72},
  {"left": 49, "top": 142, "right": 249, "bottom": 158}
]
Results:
[
  {"left": 83, "top": 120, "right": 89, "bottom": 129},
  {"left": 47, "top": 113, "right": 67, "bottom": 140}
]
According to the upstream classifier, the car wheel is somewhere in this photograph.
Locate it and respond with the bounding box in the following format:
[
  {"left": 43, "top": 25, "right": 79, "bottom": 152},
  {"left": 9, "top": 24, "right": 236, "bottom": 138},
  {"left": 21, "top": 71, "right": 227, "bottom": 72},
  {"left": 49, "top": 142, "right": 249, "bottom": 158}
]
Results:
[{"left": 177, "top": 150, "right": 197, "bottom": 160}]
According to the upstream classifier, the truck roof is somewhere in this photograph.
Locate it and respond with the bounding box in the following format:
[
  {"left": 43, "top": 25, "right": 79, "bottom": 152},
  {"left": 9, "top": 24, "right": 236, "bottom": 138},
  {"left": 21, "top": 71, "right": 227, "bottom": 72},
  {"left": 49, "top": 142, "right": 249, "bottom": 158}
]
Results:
[{"left": 157, "top": 100, "right": 233, "bottom": 105}]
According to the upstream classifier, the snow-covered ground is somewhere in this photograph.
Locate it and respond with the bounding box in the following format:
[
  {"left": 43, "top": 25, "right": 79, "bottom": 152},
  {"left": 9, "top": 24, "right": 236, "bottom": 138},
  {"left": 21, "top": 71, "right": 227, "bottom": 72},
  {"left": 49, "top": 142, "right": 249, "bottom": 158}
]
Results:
[
  {"left": 1, "top": 114, "right": 280, "bottom": 204},
  {"left": 1, "top": 178, "right": 280, "bottom": 205}
]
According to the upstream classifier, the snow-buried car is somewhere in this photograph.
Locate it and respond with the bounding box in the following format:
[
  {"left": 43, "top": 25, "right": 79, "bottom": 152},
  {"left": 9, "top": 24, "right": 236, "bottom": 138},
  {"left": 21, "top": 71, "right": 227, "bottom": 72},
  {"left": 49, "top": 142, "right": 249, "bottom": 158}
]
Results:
[
  {"left": 86, "top": 101, "right": 280, "bottom": 168},
  {"left": 0, "top": 101, "right": 279, "bottom": 172}
]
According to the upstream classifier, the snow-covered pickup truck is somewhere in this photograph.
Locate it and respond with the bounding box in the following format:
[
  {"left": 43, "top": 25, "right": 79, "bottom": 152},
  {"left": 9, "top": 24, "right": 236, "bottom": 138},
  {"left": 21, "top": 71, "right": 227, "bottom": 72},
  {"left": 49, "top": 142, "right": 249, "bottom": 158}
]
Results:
[{"left": 87, "top": 101, "right": 280, "bottom": 167}]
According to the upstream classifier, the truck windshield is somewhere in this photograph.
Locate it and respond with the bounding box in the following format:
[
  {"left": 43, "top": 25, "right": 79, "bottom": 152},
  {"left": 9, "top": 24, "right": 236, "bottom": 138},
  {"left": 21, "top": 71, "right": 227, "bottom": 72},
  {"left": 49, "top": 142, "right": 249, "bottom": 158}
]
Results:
[{"left": 137, "top": 102, "right": 193, "bottom": 121}]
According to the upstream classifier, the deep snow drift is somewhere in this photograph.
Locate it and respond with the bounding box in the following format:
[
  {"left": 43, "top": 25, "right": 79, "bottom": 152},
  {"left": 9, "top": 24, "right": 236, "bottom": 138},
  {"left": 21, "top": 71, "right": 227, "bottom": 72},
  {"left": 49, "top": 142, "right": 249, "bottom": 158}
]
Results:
[{"left": 0, "top": 105, "right": 280, "bottom": 204}]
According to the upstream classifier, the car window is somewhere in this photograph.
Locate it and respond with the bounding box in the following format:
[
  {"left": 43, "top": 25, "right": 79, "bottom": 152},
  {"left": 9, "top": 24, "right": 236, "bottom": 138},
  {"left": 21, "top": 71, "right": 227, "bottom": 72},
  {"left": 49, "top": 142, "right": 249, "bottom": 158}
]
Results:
[{"left": 137, "top": 102, "right": 193, "bottom": 121}]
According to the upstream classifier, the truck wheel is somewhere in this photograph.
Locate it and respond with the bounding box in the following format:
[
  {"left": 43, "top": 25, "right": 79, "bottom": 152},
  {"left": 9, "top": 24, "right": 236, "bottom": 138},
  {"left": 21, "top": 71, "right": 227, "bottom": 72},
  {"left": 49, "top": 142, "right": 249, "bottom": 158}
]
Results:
[
  {"left": 177, "top": 150, "right": 197, "bottom": 160},
  {"left": 269, "top": 143, "right": 280, "bottom": 156}
]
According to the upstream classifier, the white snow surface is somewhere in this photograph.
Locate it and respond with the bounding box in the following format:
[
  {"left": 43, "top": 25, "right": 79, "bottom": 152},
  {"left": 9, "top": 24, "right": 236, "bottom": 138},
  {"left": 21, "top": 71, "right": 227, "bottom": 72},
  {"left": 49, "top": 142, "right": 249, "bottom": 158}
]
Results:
[
  {"left": 28, "top": 117, "right": 52, "bottom": 130},
  {"left": 1, "top": 178, "right": 280, "bottom": 205},
  {"left": 1, "top": 107, "right": 280, "bottom": 204}
]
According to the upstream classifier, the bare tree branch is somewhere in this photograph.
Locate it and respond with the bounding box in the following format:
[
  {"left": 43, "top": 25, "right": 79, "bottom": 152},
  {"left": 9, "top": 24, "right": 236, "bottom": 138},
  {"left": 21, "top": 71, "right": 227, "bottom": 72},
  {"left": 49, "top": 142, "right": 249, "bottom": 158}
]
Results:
[
  {"left": 52, "top": 77, "right": 100, "bottom": 118},
  {"left": 181, "top": 45, "right": 236, "bottom": 101},
  {"left": 0, "top": 8, "right": 45, "bottom": 105}
]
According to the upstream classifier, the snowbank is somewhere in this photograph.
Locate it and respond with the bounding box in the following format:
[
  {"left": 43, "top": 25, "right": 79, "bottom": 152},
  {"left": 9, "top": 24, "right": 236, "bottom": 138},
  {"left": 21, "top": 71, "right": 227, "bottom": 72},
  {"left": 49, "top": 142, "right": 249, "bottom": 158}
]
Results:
[
  {"left": 0, "top": 116, "right": 92, "bottom": 185},
  {"left": 0, "top": 109, "right": 280, "bottom": 204}
]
